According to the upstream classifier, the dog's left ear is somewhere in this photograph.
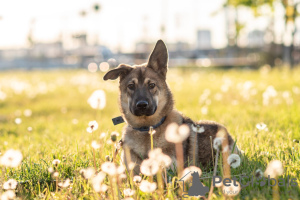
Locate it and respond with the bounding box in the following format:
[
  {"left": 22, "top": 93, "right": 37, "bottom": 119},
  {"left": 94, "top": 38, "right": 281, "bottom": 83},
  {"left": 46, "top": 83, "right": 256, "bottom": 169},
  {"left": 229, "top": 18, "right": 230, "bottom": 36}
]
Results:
[
  {"left": 103, "top": 64, "right": 133, "bottom": 81},
  {"left": 147, "top": 40, "right": 168, "bottom": 79}
]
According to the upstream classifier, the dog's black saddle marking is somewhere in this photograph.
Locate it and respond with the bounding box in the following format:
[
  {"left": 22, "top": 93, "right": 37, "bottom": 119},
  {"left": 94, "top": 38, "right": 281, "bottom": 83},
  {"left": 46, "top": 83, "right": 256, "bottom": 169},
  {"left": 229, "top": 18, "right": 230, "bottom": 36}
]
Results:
[{"left": 112, "top": 116, "right": 125, "bottom": 125}]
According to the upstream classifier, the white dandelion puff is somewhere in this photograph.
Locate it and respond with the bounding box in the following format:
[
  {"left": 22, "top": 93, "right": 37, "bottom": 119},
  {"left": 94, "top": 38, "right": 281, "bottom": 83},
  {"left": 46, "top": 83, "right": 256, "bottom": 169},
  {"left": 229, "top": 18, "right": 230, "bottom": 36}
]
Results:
[
  {"left": 87, "top": 120, "right": 98, "bottom": 133},
  {"left": 128, "top": 162, "right": 135, "bottom": 170},
  {"left": 124, "top": 188, "right": 135, "bottom": 197},
  {"left": 255, "top": 169, "right": 263, "bottom": 178},
  {"left": 14, "top": 118, "right": 22, "bottom": 125},
  {"left": 92, "top": 172, "right": 106, "bottom": 192},
  {"left": 3, "top": 179, "right": 18, "bottom": 190},
  {"left": 264, "top": 160, "right": 284, "bottom": 178},
  {"left": 140, "top": 158, "right": 159, "bottom": 176},
  {"left": 48, "top": 167, "right": 54, "bottom": 173},
  {"left": 52, "top": 172, "right": 59, "bottom": 178},
  {"left": 91, "top": 141, "right": 101, "bottom": 149},
  {"left": 227, "top": 154, "right": 241, "bottom": 168},
  {"left": 181, "top": 166, "right": 202, "bottom": 181},
  {"left": 133, "top": 175, "right": 142, "bottom": 183},
  {"left": 100, "top": 132, "right": 106, "bottom": 139},
  {"left": 256, "top": 123, "right": 267, "bottom": 131},
  {"left": 87, "top": 90, "right": 106, "bottom": 110},
  {"left": 52, "top": 159, "right": 61, "bottom": 166},
  {"left": 1, "top": 190, "right": 16, "bottom": 200},
  {"left": 27, "top": 127, "right": 33, "bottom": 132},
  {"left": 58, "top": 178, "right": 71, "bottom": 188},
  {"left": 117, "top": 165, "right": 126, "bottom": 174},
  {"left": 101, "top": 162, "right": 117, "bottom": 176},
  {"left": 165, "top": 123, "right": 190, "bottom": 143},
  {"left": 23, "top": 109, "right": 32, "bottom": 117},
  {"left": 213, "top": 137, "right": 224, "bottom": 150},
  {"left": 148, "top": 148, "right": 172, "bottom": 168},
  {"left": 139, "top": 180, "right": 157, "bottom": 193},
  {"left": 0, "top": 149, "right": 23, "bottom": 168},
  {"left": 81, "top": 167, "right": 95, "bottom": 179},
  {"left": 191, "top": 124, "right": 205, "bottom": 133}
]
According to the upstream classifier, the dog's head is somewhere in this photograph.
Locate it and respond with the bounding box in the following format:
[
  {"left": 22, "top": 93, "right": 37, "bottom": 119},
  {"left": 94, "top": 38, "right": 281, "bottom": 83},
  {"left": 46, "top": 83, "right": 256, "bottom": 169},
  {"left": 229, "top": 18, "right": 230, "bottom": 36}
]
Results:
[{"left": 103, "top": 40, "right": 173, "bottom": 127}]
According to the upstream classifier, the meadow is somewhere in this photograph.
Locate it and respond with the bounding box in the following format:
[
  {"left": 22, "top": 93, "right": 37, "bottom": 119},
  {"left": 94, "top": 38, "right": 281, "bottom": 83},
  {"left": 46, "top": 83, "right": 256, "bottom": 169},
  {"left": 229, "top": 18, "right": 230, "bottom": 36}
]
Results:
[{"left": 0, "top": 67, "right": 300, "bottom": 199}]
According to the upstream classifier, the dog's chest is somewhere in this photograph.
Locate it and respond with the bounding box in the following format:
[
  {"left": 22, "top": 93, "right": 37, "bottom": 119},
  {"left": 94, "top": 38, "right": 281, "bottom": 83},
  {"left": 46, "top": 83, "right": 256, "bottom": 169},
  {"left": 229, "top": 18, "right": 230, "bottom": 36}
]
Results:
[{"left": 123, "top": 128, "right": 176, "bottom": 158}]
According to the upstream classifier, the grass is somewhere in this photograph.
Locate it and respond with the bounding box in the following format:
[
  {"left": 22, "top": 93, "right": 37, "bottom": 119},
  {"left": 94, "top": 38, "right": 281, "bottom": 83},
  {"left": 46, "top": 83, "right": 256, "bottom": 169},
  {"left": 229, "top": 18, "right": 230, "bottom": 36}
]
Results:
[{"left": 0, "top": 67, "right": 300, "bottom": 199}]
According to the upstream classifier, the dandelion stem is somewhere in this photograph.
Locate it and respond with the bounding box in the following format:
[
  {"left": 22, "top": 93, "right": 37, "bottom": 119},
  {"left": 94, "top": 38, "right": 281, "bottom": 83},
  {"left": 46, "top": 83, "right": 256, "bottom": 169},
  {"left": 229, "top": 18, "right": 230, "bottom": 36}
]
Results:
[
  {"left": 193, "top": 133, "right": 197, "bottom": 166},
  {"left": 56, "top": 176, "right": 58, "bottom": 193},
  {"left": 157, "top": 169, "right": 164, "bottom": 197},
  {"left": 208, "top": 149, "right": 219, "bottom": 200},
  {"left": 175, "top": 142, "right": 184, "bottom": 196},
  {"left": 93, "top": 148, "right": 97, "bottom": 170},
  {"left": 149, "top": 126, "right": 154, "bottom": 151}
]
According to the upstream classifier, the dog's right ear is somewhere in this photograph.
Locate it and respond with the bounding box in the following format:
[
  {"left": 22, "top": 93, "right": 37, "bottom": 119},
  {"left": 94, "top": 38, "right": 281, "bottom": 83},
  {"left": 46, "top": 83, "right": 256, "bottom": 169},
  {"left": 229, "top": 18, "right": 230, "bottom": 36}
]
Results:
[{"left": 103, "top": 64, "right": 133, "bottom": 81}]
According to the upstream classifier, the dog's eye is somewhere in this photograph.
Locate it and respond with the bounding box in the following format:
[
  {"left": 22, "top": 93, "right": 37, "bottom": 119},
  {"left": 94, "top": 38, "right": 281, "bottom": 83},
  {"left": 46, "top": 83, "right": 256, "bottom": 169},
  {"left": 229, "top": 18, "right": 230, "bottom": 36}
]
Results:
[
  {"left": 149, "top": 83, "right": 155, "bottom": 89},
  {"left": 128, "top": 83, "right": 135, "bottom": 90}
]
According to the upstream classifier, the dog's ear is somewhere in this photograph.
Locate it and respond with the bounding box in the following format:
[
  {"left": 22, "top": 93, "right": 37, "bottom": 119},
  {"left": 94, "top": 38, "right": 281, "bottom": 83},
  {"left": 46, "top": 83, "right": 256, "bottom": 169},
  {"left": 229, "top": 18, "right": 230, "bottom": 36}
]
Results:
[
  {"left": 103, "top": 64, "right": 133, "bottom": 81},
  {"left": 147, "top": 40, "right": 168, "bottom": 79}
]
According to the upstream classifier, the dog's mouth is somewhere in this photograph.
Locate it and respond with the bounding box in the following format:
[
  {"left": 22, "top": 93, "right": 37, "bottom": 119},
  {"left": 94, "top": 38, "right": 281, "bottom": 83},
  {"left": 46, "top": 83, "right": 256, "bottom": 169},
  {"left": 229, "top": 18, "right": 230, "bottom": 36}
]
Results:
[{"left": 130, "top": 106, "right": 157, "bottom": 117}]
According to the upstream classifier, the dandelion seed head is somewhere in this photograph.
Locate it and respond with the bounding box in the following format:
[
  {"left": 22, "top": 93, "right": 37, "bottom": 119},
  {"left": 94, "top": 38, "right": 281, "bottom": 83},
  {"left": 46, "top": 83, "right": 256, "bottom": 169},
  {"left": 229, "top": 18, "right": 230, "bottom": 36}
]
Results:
[
  {"left": 213, "top": 137, "right": 223, "bottom": 150},
  {"left": 0, "top": 149, "right": 23, "bottom": 168},
  {"left": 255, "top": 169, "right": 263, "bottom": 178},
  {"left": 72, "top": 119, "right": 78, "bottom": 124},
  {"left": 83, "top": 167, "right": 96, "bottom": 179},
  {"left": 181, "top": 166, "right": 202, "bottom": 181},
  {"left": 264, "top": 160, "right": 284, "bottom": 178},
  {"left": 227, "top": 154, "right": 241, "bottom": 168},
  {"left": 92, "top": 172, "right": 106, "bottom": 192},
  {"left": 101, "top": 162, "right": 117, "bottom": 176},
  {"left": 140, "top": 158, "right": 159, "bottom": 176},
  {"left": 48, "top": 167, "right": 54, "bottom": 173},
  {"left": 53, "top": 172, "right": 59, "bottom": 178},
  {"left": 24, "top": 109, "right": 32, "bottom": 117},
  {"left": 3, "top": 179, "right": 18, "bottom": 190},
  {"left": 52, "top": 159, "right": 61, "bottom": 166},
  {"left": 124, "top": 188, "right": 135, "bottom": 197},
  {"left": 117, "top": 165, "right": 126, "bottom": 174},
  {"left": 165, "top": 123, "right": 190, "bottom": 143},
  {"left": 139, "top": 180, "right": 157, "bottom": 193},
  {"left": 87, "top": 121, "right": 98, "bottom": 133},
  {"left": 14, "top": 118, "right": 22, "bottom": 124},
  {"left": 100, "top": 132, "right": 106, "bottom": 139},
  {"left": 148, "top": 148, "right": 172, "bottom": 168},
  {"left": 27, "top": 127, "right": 33, "bottom": 132},
  {"left": 256, "top": 122, "right": 267, "bottom": 131},
  {"left": 91, "top": 141, "right": 101, "bottom": 149},
  {"left": 133, "top": 175, "right": 142, "bottom": 183},
  {"left": 58, "top": 178, "right": 70, "bottom": 188},
  {"left": 128, "top": 162, "right": 135, "bottom": 170},
  {"left": 87, "top": 90, "right": 106, "bottom": 110},
  {"left": 1, "top": 190, "right": 16, "bottom": 200},
  {"left": 110, "top": 132, "right": 119, "bottom": 142}
]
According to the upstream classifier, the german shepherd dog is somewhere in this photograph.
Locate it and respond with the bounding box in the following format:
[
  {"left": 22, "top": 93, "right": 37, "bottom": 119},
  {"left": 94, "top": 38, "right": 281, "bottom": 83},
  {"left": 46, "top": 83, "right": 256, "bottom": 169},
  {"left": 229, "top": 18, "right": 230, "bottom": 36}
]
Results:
[{"left": 103, "top": 40, "right": 239, "bottom": 174}]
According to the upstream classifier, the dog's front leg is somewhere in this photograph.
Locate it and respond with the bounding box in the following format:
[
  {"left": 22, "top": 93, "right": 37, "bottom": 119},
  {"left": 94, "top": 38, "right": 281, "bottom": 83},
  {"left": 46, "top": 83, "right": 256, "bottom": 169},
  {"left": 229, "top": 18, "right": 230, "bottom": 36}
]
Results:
[{"left": 121, "top": 146, "right": 143, "bottom": 175}]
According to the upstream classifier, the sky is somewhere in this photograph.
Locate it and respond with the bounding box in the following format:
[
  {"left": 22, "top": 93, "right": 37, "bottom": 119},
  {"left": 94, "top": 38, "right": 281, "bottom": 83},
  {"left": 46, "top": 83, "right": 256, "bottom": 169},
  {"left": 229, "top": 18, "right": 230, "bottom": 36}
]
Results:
[{"left": 0, "top": 0, "right": 292, "bottom": 52}]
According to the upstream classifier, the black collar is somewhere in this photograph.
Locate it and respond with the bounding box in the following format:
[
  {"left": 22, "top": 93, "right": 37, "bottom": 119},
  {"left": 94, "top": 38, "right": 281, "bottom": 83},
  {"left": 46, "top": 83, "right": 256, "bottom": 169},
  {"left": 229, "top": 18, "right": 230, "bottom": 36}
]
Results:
[
  {"left": 132, "top": 116, "right": 167, "bottom": 132},
  {"left": 112, "top": 116, "right": 167, "bottom": 132}
]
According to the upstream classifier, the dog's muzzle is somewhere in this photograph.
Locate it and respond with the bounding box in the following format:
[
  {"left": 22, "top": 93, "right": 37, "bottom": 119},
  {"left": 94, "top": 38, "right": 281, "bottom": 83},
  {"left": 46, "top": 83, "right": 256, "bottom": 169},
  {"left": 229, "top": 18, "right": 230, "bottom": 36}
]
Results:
[{"left": 131, "top": 100, "right": 156, "bottom": 116}]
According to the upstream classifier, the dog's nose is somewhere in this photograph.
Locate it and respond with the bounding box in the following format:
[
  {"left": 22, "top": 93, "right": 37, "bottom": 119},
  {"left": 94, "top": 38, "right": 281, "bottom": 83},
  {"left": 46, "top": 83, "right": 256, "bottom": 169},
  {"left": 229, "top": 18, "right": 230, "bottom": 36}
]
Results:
[{"left": 136, "top": 100, "right": 148, "bottom": 109}]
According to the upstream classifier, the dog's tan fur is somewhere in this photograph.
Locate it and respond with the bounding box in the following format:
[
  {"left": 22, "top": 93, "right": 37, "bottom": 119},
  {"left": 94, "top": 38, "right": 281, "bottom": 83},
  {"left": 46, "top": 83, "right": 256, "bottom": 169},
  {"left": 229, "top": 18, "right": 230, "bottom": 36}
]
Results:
[{"left": 104, "top": 40, "right": 238, "bottom": 174}]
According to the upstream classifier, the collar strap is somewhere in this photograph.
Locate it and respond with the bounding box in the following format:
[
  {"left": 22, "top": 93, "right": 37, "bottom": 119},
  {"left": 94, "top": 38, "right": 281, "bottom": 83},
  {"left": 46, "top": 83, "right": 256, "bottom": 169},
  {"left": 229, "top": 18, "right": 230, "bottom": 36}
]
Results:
[{"left": 132, "top": 116, "right": 167, "bottom": 132}]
